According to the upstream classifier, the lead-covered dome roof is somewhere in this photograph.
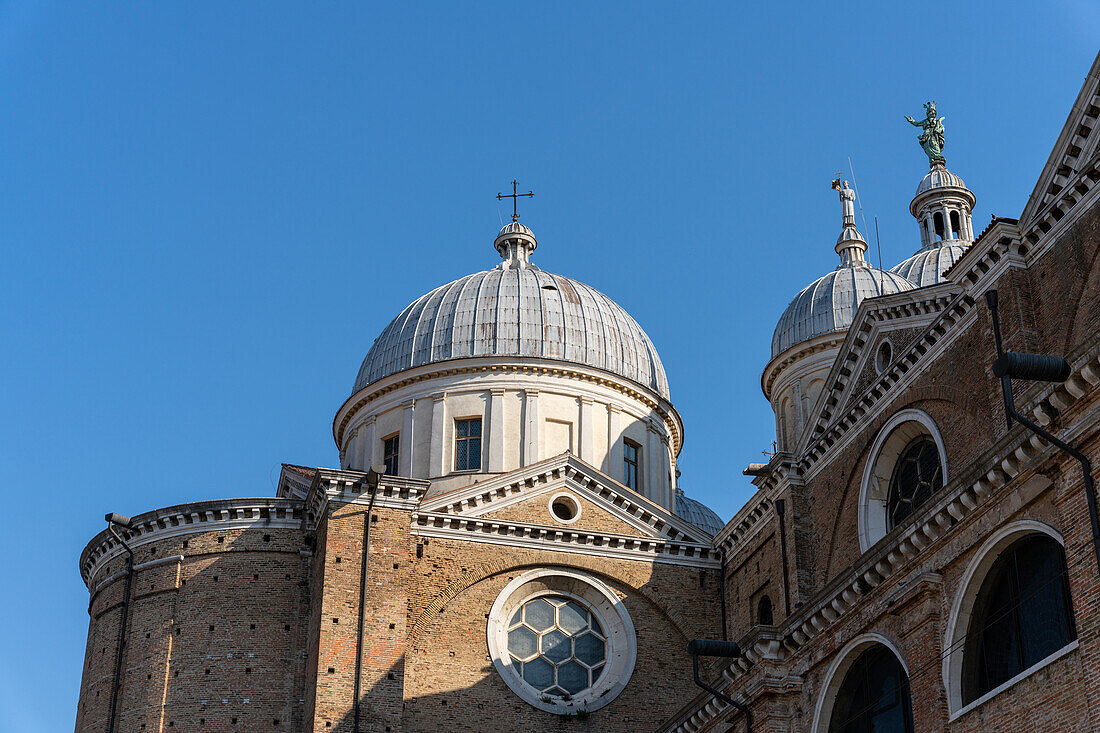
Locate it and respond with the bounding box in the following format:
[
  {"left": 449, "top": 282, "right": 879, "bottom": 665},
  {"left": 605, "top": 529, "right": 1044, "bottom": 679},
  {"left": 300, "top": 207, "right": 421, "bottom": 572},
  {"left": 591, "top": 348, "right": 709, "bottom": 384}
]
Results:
[
  {"left": 891, "top": 243, "right": 967, "bottom": 287},
  {"left": 771, "top": 266, "right": 915, "bottom": 358},
  {"left": 353, "top": 223, "right": 670, "bottom": 399},
  {"left": 674, "top": 489, "right": 724, "bottom": 536}
]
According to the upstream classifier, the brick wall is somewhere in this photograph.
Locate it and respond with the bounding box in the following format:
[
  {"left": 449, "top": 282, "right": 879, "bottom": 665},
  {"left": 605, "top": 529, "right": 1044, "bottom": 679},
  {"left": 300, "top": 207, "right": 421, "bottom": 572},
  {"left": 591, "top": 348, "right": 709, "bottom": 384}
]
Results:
[{"left": 76, "top": 524, "right": 311, "bottom": 733}]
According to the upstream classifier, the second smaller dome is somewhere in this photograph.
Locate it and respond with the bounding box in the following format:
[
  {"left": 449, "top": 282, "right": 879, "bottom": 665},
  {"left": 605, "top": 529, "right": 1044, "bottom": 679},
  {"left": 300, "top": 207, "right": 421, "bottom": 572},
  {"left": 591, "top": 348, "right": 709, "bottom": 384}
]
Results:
[
  {"left": 891, "top": 243, "right": 967, "bottom": 288},
  {"left": 772, "top": 267, "right": 914, "bottom": 358}
]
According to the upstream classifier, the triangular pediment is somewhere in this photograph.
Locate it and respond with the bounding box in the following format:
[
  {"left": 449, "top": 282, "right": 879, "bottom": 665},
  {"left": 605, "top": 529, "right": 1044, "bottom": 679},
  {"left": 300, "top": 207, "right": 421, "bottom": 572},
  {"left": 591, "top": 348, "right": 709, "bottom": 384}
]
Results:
[
  {"left": 417, "top": 453, "right": 715, "bottom": 549},
  {"left": 797, "top": 283, "right": 958, "bottom": 453}
]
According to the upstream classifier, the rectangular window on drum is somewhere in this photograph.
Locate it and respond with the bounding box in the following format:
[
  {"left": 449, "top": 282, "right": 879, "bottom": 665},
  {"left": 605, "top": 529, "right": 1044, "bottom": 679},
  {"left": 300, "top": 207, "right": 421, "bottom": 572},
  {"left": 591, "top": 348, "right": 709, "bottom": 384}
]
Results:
[
  {"left": 383, "top": 434, "right": 400, "bottom": 476},
  {"left": 455, "top": 418, "right": 482, "bottom": 471},
  {"left": 623, "top": 439, "right": 640, "bottom": 491}
]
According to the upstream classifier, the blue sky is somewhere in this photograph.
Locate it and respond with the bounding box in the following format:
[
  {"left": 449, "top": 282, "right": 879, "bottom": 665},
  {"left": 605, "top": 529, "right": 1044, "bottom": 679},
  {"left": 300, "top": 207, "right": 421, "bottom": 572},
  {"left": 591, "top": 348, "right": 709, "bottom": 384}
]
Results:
[{"left": 0, "top": 2, "right": 1096, "bottom": 728}]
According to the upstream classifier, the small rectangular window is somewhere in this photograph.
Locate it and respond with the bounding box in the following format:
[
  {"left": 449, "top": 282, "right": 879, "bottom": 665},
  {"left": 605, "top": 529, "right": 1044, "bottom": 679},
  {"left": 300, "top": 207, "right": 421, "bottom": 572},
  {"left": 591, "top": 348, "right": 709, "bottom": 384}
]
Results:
[
  {"left": 455, "top": 418, "right": 482, "bottom": 471},
  {"left": 383, "top": 434, "right": 400, "bottom": 476},
  {"left": 623, "top": 439, "right": 640, "bottom": 491}
]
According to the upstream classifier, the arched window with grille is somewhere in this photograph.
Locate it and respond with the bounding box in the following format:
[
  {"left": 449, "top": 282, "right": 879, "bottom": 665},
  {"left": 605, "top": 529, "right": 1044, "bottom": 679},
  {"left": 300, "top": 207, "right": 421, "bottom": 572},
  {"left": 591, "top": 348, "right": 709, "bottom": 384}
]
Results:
[
  {"left": 961, "top": 534, "right": 1076, "bottom": 705},
  {"left": 885, "top": 436, "right": 943, "bottom": 530},
  {"left": 827, "top": 645, "right": 914, "bottom": 733}
]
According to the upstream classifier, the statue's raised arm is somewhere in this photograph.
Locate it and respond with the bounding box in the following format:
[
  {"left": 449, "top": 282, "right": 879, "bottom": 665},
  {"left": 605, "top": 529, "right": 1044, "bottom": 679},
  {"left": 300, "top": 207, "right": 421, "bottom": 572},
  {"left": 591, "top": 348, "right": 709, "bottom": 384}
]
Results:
[{"left": 907, "top": 101, "right": 947, "bottom": 167}]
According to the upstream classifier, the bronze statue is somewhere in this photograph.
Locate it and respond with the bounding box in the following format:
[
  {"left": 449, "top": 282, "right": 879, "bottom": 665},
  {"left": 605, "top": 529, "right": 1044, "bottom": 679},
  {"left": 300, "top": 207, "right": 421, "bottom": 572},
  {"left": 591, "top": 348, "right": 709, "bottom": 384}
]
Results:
[{"left": 906, "top": 101, "right": 947, "bottom": 167}]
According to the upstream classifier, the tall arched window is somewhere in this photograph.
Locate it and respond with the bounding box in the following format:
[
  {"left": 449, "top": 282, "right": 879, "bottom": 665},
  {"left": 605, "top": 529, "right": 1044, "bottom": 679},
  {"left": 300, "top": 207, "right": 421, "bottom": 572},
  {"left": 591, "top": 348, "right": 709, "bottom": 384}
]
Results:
[
  {"left": 858, "top": 409, "right": 948, "bottom": 551},
  {"left": 961, "top": 534, "right": 1076, "bottom": 705},
  {"left": 828, "top": 645, "right": 914, "bottom": 733},
  {"left": 885, "top": 436, "right": 943, "bottom": 530},
  {"left": 757, "top": 595, "right": 773, "bottom": 626}
]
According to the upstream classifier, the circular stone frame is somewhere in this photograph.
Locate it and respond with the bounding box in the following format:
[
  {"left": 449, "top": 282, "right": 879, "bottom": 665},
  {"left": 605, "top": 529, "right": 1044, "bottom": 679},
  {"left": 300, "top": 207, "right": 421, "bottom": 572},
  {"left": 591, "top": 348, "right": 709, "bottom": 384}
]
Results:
[
  {"left": 548, "top": 492, "right": 582, "bottom": 524},
  {"left": 487, "top": 569, "right": 636, "bottom": 715}
]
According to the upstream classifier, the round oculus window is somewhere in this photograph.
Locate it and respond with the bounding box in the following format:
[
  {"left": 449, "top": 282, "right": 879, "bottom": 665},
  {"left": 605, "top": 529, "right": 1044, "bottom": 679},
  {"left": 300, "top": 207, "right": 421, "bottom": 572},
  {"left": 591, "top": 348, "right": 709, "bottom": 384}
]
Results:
[
  {"left": 548, "top": 492, "right": 581, "bottom": 524},
  {"left": 487, "top": 570, "right": 636, "bottom": 714},
  {"left": 875, "top": 340, "right": 893, "bottom": 374}
]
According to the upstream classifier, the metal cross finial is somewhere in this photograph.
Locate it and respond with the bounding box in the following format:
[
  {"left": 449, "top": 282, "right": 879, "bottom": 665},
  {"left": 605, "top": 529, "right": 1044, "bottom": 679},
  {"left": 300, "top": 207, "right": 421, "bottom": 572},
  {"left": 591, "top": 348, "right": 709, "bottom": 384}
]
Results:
[{"left": 497, "top": 180, "right": 533, "bottom": 223}]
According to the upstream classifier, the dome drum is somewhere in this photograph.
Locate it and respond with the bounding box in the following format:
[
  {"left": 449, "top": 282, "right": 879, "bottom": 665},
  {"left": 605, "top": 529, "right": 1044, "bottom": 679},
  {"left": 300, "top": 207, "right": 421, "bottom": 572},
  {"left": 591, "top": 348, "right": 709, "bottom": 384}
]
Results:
[{"left": 338, "top": 221, "right": 685, "bottom": 511}]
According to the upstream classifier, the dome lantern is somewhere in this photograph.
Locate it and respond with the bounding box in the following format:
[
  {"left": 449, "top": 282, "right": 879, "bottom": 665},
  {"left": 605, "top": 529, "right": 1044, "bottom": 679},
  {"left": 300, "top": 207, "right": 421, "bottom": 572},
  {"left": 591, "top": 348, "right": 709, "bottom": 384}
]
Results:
[
  {"left": 831, "top": 178, "right": 869, "bottom": 267},
  {"left": 890, "top": 164, "right": 976, "bottom": 287},
  {"left": 493, "top": 221, "right": 538, "bottom": 268},
  {"left": 910, "top": 164, "right": 975, "bottom": 249}
]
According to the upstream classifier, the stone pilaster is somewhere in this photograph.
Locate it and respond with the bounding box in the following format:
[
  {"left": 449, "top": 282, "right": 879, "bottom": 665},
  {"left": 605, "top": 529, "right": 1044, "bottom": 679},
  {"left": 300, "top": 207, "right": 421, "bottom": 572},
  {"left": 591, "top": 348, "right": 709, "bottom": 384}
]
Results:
[{"left": 488, "top": 388, "right": 505, "bottom": 473}]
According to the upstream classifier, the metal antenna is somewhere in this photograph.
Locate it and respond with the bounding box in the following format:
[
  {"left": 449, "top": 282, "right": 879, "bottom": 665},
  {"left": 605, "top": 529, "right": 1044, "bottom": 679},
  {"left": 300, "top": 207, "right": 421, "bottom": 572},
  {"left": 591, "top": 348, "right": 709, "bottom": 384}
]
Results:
[
  {"left": 848, "top": 156, "right": 884, "bottom": 291},
  {"left": 875, "top": 216, "right": 884, "bottom": 292},
  {"left": 496, "top": 180, "right": 533, "bottom": 223}
]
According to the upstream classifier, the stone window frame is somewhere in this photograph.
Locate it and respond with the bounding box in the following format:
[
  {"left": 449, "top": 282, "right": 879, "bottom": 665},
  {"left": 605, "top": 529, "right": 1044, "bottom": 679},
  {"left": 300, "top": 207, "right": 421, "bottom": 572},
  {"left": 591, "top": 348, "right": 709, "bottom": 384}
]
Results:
[
  {"left": 487, "top": 569, "right": 636, "bottom": 715},
  {"left": 453, "top": 416, "right": 483, "bottom": 472},
  {"left": 547, "top": 491, "right": 582, "bottom": 525},
  {"left": 382, "top": 432, "right": 400, "bottom": 476},
  {"left": 858, "top": 409, "right": 948, "bottom": 552},
  {"left": 943, "top": 520, "right": 1078, "bottom": 719},
  {"left": 623, "top": 438, "right": 641, "bottom": 491},
  {"left": 875, "top": 338, "right": 894, "bottom": 375},
  {"left": 810, "top": 632, "right": 911, "bottom": 733}
]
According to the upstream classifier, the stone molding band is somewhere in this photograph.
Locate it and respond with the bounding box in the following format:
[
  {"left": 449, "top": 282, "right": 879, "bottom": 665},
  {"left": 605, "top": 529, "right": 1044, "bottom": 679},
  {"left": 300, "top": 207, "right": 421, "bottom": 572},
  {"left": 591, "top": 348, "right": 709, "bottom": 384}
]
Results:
[
  {"left": 79, "top": 499, "right": 305, "bottom": 588},
  {"left": 333, "top": 357, "right": 684, "bottom": 458}
]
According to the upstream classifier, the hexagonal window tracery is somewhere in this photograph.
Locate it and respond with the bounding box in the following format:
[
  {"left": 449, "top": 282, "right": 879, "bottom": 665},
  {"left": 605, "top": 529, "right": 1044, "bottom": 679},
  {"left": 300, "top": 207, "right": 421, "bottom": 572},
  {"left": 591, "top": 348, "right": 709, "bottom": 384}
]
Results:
[
  {"left": 506, "top": 596, "right": 607, "bottom": 697},
  {"left": 885, "top": 436, "right": 943, "bottom": 530}
]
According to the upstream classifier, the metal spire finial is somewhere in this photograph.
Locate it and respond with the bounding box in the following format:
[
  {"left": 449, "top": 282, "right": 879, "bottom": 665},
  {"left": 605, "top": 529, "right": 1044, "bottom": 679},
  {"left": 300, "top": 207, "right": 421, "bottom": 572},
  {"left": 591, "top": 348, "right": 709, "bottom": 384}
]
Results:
[{"left": 496, "top": 180, "right": 533, "bottom": 223}]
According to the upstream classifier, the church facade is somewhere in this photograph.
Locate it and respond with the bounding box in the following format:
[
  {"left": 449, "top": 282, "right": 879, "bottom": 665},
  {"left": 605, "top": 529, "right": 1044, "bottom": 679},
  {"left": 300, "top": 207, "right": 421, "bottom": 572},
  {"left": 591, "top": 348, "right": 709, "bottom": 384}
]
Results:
[{"left": 76, "top": 51, "right": 1100, "bottom": 732}]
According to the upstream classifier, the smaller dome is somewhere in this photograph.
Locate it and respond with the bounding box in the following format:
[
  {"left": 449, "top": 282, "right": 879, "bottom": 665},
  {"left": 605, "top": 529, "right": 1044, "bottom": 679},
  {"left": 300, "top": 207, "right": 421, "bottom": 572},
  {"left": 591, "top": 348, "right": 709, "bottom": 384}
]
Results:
[
  {"left": 836, "top": 225, "right": 865, "bottom": 247},
  {"left": 891, "top": 243, "right": 967, "bottom": 287},
  {"left": 497, "top": 221, "right": 533, "bottom": 238},
  {"left": 675, "top": 489, "right": 724, "bottom": 536},
  {"left": 771, "top": 266, "right": 915, "bottom": 358},
  {"left": 915, "top": 165, "right": 967, "bottom": 197}
]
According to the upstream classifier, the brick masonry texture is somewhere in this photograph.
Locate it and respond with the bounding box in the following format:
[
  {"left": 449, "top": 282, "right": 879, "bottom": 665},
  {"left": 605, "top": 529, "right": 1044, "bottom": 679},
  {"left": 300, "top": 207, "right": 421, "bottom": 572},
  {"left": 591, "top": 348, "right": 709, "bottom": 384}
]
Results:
[{"left": 74, "top": 58, "right": 1100, "bottom": 733}]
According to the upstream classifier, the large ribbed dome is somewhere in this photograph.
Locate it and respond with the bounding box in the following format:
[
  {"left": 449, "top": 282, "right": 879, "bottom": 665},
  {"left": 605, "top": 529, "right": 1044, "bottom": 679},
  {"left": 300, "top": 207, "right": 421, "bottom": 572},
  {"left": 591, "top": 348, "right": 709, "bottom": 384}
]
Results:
[
  {"left": 353, "top": 257, "right": 670, "bottom": 399},
  {"left": 771, "top": 266, "right": 915, "bottom": 358},
  {"left": 891, "top": 243, "right": 967, "bottom": 287}
]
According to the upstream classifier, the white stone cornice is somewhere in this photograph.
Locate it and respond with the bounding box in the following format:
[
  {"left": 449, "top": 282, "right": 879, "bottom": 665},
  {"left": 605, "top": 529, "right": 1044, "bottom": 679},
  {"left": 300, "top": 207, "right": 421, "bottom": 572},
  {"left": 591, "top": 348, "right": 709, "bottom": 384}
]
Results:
[
  {"left": 419, "top": 453, "right": 711, "bottom": 545},
  {"left": 303, "top": 467, "right": 430, "bottom": 526},
  {"left": 79, "top": 498, "right": 305, "bottom": 588},
  {"left": 411, "top": 512, "right": 720, "bottom": 568},
  {"left": 333, "top": 356, "right": 684, "bottom": 458}
]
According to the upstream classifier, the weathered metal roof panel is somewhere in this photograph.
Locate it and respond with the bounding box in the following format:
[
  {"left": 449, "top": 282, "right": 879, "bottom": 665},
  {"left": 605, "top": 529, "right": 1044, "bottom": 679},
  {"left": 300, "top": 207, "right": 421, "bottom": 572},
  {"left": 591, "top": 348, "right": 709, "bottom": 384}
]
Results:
[
  {"left": 354, "top": 265, "right": 670, "bottom": 400},
  {"left": 771, "top": 265, "right": 915, "bottom": 358}
]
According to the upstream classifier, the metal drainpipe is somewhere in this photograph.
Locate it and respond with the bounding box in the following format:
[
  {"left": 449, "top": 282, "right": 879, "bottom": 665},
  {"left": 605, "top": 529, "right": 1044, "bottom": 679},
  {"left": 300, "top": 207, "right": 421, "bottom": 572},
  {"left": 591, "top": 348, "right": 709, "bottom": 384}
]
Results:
[
  {"left": 353, "top": 466, "right": 385, "bottom": 733},
  {"left": 774, "top": 498, "right": 792, "bottom": 616},
  {"left": 105, "top": 522, "right": 135, "bottom": 733},
  {"left": 719, "top": 548, "right": 728, "bottom": 641},
  {"left": 985, "top": 290, "right": 1100, "bottom": 572},
  {"left": 688, "top": 639, "right": 752, "bottom": 733}
]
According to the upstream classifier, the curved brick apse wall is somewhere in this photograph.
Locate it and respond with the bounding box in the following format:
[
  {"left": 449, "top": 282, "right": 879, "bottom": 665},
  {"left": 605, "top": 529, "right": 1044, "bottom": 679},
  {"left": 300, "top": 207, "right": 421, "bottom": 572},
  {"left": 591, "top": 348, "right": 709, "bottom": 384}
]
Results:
[{"left": 75, "top": 499, "right": 311, "bottom": 732}]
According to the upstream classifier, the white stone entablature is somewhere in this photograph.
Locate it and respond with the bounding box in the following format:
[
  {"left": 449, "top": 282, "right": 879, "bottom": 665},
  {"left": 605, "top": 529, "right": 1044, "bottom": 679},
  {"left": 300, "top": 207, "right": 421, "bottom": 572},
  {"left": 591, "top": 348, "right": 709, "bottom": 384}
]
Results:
[{"left": 333, "top": 356, "right": 681, "bottom": 508}]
